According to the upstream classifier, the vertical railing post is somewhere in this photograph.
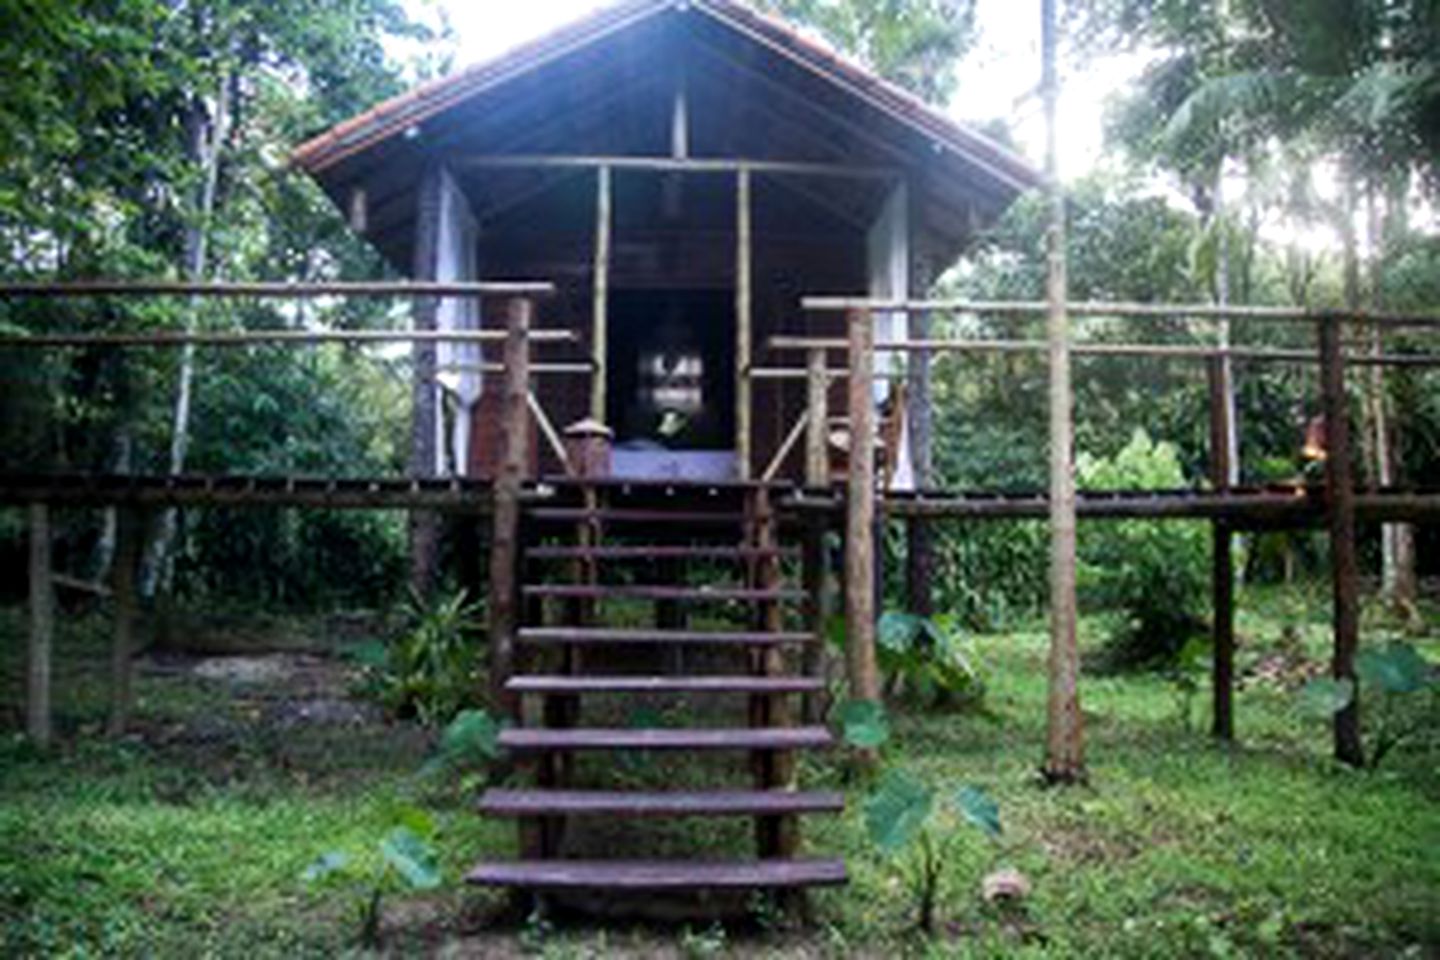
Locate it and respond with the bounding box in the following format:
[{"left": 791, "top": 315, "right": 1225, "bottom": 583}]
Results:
[
  {"left": 1208, "top": 355, "right": 1235, "bottom": 741},
  {"left": 591, "top": 165, "right": 611, "bottom": 423},
  {"left": 27, "top": 503, "right": 54, "bottom": 747},
  {"left": 488, "top": 296, "right": 532, "bottom": 719},
  {"left": 1319, "top": 314, "right": 1364, "bottom": 767},
  {"left": 735, "top": 166, "right": 753, "bottom": 479},
  {"left": 844, "top": 309, "right": 880, "bottom": 717}
]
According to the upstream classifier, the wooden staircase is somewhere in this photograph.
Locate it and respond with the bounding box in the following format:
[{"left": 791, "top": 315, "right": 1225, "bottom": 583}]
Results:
[{"left": 466, "top": 479, "right": 845, "bottom": 903}]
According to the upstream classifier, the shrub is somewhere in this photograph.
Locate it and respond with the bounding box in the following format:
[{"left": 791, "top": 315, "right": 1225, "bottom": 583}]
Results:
[
  {"left": 876, "top": 611, "right": 986, "bottom": 709},
  {"left": 362, "top": 589, "right": 483, "bottom": 726},
  {"left": 1078, "top": 430, "right": 1209, "bottom": 670}
]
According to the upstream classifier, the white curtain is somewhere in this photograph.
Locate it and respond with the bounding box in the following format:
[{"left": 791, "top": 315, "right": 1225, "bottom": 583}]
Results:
[
  {"left": 866, "top": 182, "right": 913, "bottom": 490},
  {"left": 433, "top": 168, "right": 480, "bottom": 475}
]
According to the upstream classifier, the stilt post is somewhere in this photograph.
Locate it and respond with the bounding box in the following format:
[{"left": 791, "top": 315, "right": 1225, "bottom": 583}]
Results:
[
  {"left": 107, "top": 506, "right": 142, "bottom": 737},
  {"left": 1208, "top": 357, "right": 1236, "bottom": 740},
  {"left": 27, "top": 503, "right": 54, "bottom": 747},
  {"left": 488, "top": 297, "right": 533, "bottom": 719},
  {"left": 844, "top": 308, "right": 880, "bottom": 714}
]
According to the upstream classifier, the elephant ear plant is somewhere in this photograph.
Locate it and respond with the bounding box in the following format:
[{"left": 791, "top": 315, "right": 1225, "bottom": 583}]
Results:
[
  {"left": 302, "top": 807, "right": 443, "bottom": 949},
  {"left": 839, "top": 700, "right": 1004, "bottom": 931},
  {"left": 1299, "top": 640, "right": 1437, "bottom": 768}
]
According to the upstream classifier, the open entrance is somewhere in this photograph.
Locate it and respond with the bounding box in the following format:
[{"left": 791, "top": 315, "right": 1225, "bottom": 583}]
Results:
[{"left": 606, "top": 289, "right": 736, "bottom": 480}]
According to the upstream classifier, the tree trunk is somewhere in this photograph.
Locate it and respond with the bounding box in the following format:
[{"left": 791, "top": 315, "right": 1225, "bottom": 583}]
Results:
[
  {"left": 1041, "top": 0, "right": 1084, "bottom": 784},
  {"left": 1212, "top": 160, "right": 1240, "bottom": 485},
  {"left": 905, "top": 250, "right": 935, "bottom": 617},
  {"left": 141, "top": 73, "right": 232, "bottom": 598},
  {"left": 1364, "top": 183, "right": 1419, "bottom": 622}
]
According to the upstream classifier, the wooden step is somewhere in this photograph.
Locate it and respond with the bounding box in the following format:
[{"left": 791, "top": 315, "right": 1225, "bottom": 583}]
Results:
[
  {"left": 522, "top": 584, "right": 803, "bottom": 602},
  {"left": 518, "top": 626, "right": 815, "bottom": 647},
  {"left": 467, "top": 858, "right": 847, "bottom": 891},
  {"left": 480, "top": 788, "right": 844, "bottom": 818},
  {"left": 527, "top": 508, "right": 746, "bottom": 525},
  {"left": 507, "top": 675, "right": 824, "bottom": 694},
  {"left": 526, "top": 545, "right": 799, "bottom": 561},
  {"left": 499, "top": 727, "right": 833, "bottom": 752}
]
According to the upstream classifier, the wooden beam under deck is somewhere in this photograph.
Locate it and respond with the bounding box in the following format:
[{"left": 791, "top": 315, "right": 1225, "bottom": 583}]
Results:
[{"left": 2, "top": 475, "right": 1435, "bottom": 525}]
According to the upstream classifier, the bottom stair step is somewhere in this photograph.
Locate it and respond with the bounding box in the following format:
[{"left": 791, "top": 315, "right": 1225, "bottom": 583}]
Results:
[
  {"left": 480, "top": 788, "right": 845, "bottom": 818},
  {"left": 466, "top": 858, "right": 848, "bottom": 891},
  {"left": 499, "top": 727, "right": 832, "bottom": 752}
]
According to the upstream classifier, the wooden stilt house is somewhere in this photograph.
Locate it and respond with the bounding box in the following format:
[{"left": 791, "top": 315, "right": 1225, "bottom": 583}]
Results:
[{"left": 295, "top": 0, "right": 1037, "bottom": 909}]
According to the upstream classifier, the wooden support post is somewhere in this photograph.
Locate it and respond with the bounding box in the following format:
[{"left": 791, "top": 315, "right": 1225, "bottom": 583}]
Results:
[
  {"left": 845, "top": 309, "right": 880, "bottom": 714},
  {"left": 1040, "top": 0, "right": 1084, "bottom": 784},
  {"left": 1320, "top": 316, "right": 1364, "bottom": 767},
  {"left": 751, "top": 490, "right": 797, "bottom": 863},
  {"left": 488, "top": 297, "right": 533, "bottom": 720},
  {"left": 591, "top": 165, "right": 611, "bottom": 423},
  {"left": 27, "top": 504, "right": 54, "bottom": 747},
  {"left": 107, "top": 507, "right": 142, "bottom": 737},
  {"left": 1208, "top": 357, "right": 1235, "bottom": 741},
  {"left": 736, "top": 166, "right": 753, "bottom": 480}
]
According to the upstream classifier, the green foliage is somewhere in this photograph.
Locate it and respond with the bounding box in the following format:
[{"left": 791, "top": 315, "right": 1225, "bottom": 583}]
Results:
[
  {"left": 366, "top": 590, "right": 483, "bottom": 726},
  {"left": 877, "top": 611, "right": 986, "bottom": 708},
  {"left": 839, "top": 699, "right": 891, "bottom": 749},
  {"left": 1298, "top": 676, "right": 1356, "bottom": 717},
  {"left": 863, "top": 768, "right": 1002, "bottom": 931},
  {"left": 1078, "top": 430, "right": 1210, "bottom": 671},
  {"left": 302, "top": 807, "right": 441, "bottom": 948},
  {"left": 420, "top": 708, "right": 503, "bottom": 792},
  {"left": 1300, "top": 641, "right": 1438, "bottom": 767},
  {"left": 1166, "top": 635, "right": 1212, "bottom": 732},
  {"left": 754, "top": 0, "right": 976, "bottom": 104}
]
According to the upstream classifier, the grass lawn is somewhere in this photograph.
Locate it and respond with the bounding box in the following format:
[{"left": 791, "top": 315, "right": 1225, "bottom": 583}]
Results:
[{"left": 1, "top": 585, "right": 1436, "bottom": 957}]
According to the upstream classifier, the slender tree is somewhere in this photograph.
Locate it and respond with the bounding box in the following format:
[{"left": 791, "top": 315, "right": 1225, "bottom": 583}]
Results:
[{"left": 1041, "top": 0, "right": 1084, "bottom": 784}]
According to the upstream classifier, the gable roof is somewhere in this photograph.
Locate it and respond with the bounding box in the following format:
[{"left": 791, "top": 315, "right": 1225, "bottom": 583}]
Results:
[{"left": 293, "top": 0, "right": 1040, "bottom": 192}]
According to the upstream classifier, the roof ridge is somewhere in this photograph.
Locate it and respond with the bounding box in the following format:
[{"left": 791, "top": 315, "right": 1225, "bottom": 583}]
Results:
[{"left": 291, "top": 0, "right": 1040, "bottom": 191}]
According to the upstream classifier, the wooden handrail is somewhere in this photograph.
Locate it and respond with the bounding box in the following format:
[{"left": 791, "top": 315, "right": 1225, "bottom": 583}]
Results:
[
  {"left": 800, "top": 297, "right": 1440, "bottom": 328},
  {"left": 0, "top": 280, "right": 554, "bottom": 298}
]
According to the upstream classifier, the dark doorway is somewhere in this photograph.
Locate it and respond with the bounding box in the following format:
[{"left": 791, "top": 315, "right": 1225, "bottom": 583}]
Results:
[{"left": 607, "top": 289, "right": 735, "bottom": 452}]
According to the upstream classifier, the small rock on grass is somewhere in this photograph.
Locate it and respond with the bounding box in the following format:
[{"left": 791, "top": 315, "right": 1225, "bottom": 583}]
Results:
[{"left": 982, "top": 867, "right": 1032, "bottom": 903}]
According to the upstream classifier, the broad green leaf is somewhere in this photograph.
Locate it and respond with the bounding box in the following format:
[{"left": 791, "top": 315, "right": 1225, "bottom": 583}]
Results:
[
  {"left": 825, "top": 614, "right": 848, "bottom": 651},
  {"left": 864, "top": 769, "right": 934, "bottom": 853},
  {"left": 955, "top": 785, "right": 1002, "bottom": 838},
  {"left": 301, "top": 850, "right": 351, "bottom": 884},
  {"left": 423, "top": 709, "right": 501, "bottom": 777},
  {"left": 1357, "top": 643, "right": 1432, "bottom": 695},
  {"left": 839, "top": 699, "right": 890, "bottom": 749},
  {"left": 392, "top": 805, "right": 437, "bottom": 841},
  {"left": 380, "top": 827, "right": 441, "bottom": 890},
  {"left": 1298, "top": 677, "right": 1354, "bottom": 717}
]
